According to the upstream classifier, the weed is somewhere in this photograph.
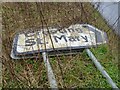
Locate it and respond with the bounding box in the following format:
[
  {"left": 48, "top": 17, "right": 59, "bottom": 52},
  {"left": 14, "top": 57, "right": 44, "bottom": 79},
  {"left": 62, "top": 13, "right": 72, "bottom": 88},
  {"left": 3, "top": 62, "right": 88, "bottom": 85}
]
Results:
[{"left": 2, "top": 2, "right": 119, "bottom": 88}]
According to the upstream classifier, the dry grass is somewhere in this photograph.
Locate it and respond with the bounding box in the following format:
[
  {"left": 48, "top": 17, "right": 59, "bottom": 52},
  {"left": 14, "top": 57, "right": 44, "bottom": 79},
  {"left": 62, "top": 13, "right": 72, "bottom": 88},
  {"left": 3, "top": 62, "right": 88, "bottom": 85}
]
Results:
[{"left": 1, "top": 2, "right": 119, "bottom": 88}]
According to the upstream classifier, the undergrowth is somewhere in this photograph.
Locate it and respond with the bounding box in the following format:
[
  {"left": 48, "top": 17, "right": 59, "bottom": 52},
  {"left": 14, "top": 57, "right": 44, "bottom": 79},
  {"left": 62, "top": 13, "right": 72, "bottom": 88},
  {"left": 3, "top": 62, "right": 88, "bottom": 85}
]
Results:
[{"left": 1, "top": 2, "right": 119, "bottom": 88}]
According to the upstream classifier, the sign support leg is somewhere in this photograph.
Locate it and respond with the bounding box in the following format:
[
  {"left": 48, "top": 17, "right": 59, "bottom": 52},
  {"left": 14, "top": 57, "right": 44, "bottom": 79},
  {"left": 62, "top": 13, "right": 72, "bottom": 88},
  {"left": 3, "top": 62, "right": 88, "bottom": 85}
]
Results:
[
  {"left": 86, "top": 49, "right": 119, "bottom": 89},
  {"left": 42, "top": 52, "right": 58, "bottom": 89}
]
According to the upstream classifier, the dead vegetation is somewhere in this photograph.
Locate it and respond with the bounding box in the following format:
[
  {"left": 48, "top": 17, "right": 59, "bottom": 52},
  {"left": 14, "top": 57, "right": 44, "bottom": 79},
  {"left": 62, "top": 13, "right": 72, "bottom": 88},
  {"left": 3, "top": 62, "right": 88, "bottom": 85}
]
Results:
[{"left": 2, "top": 2, "right": 119, "bottom": 88}]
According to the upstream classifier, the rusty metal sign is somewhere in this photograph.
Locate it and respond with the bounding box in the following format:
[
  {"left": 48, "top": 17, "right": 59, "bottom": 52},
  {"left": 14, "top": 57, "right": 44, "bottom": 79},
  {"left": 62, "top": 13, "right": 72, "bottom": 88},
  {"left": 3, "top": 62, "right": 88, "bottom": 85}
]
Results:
[{"left": 11, "top": 24, "right": 107, "bottom": 59}]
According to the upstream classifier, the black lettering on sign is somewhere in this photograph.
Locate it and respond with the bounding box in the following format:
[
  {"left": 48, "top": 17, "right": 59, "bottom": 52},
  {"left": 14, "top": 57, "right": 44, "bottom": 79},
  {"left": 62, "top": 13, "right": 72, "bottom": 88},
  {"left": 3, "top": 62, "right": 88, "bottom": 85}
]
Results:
[
  {"left": 59, "top": 28, "right": 67, "bottom": 34},
  {"left": 36, "top": 38, "right": 48, "bottom": 44},
  {"left": 81, "top": 36, "right": 88, "bottom": 42},
  {"left": 25, "top": 39, "right": 36, "bottom": 46},
  {"left": 67, "top": 28, "right": 75, "bottom": 33},
  {"left": 42, "top": 31, "right": 48, "bottom": 36},
  {"left": 75, "top": 28, "right": 83, "bottom": 33},
  {"left": 53, "top": 35, "right": 67, "bottom": 43},
  {"left": 68, "top": 36, "right": 76, "bottom": 42},
  {"left": 75, "top": 36, "right": 80, "bottom": 41},
  {"left": 25, "top": 32, "right": 35, "bottom": 37},
  {"left": 50, "top": 30, "right": 57, "bottom": 34}
]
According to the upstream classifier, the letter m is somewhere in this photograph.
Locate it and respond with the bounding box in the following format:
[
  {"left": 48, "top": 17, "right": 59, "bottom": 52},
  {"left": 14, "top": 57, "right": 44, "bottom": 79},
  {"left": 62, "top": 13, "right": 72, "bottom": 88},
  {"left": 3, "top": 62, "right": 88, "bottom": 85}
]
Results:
[{"left": 53, "top": 35, "right": 67, "bottom": 43}]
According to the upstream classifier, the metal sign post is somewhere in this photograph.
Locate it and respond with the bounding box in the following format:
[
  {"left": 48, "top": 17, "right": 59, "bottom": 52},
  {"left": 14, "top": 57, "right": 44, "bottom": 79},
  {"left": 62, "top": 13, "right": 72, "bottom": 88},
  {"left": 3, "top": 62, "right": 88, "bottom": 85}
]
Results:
[
  {"left": 10, "top": 24, "right": 119, "bottom": 88},
  {"left": 86, "top": 49, "right": 119, "bottom": 89},
  {"left": 42, "top": 52, "right": 58, "bottom": 89}
]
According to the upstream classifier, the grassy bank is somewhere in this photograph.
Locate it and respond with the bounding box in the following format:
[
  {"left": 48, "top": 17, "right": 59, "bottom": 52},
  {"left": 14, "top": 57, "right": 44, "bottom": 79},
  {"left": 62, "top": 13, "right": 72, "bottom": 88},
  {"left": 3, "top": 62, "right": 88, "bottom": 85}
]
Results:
[{"left": 2, "top": 2, "right": 119, "bottom": 88}]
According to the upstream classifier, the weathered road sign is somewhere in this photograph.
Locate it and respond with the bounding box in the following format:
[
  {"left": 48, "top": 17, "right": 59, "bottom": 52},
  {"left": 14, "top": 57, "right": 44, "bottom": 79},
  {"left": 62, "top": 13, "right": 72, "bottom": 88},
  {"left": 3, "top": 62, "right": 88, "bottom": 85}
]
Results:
[{"left": 11, "top": 24, "right": 107, "bottom": 59}]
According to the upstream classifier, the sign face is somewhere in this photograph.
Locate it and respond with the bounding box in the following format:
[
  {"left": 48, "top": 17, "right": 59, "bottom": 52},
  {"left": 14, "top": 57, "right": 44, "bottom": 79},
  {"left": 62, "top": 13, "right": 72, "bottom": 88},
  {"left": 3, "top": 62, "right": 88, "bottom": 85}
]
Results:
[{"left": 11, "top": 24, "right": 107, "bottom": 59}]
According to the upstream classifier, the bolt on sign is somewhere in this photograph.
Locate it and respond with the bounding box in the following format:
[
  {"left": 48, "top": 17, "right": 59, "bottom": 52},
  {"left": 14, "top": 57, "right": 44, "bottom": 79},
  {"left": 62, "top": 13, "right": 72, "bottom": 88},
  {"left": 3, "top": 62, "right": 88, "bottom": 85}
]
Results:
[{"left": 11, "top": 24, "right": 107, "bottom": 59}]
